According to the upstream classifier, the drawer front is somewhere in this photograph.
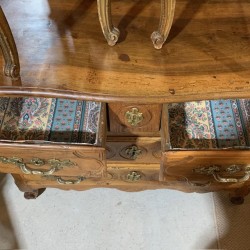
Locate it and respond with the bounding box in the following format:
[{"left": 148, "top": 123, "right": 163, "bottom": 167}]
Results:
[
  {"left": 107, "top": 168, "right": 159, "bottom": 183},
  {"left": 0, "top": 143, "right": 106, "bottom": 178},
  {"left": 161, "top": 150, "right": 250, "bottom": 191},
  {"left": 108, "top": 103, "right": 162, "bottom": 133},
  {"left": 107, "top": 137, "right": 161, "bottom": 164}
]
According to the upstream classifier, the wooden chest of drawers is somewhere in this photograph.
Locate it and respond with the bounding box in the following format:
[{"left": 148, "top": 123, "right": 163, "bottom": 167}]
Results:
[{"left": 1, "top": 0, "right": 250, "bottom": 204}]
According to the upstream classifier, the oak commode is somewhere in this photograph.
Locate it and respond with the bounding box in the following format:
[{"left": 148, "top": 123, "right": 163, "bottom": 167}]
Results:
[{"left": 0, "top": 0, "right": 250, "bottom": 204}]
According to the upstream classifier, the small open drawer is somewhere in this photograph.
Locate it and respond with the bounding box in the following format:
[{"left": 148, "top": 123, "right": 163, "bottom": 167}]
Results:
[
  {"left": 161, "top": 99, "right": 250, "bottom": 188},
  {"left": 0, "top": 97, "right": 106, "bottom": 178}
]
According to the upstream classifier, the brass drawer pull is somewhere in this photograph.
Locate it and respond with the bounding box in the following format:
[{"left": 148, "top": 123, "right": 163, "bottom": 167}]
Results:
[
  {"left": 213, "top": 172, "right": 250, "bottom": 183},
  {"left": 0, "top": 156, "right": 75, "bottom": 175},
  {"left": 125, "top": 107, "right": 143, "bottom": 126},
  {"left": 193, "top": 165, "right": 250, "bottom": 183},
  {"left": 57, "top": 176, "right": 86, "bottom": 185},
  {"left": 19, "top": 163, "right": 56, "bottom": 175}
]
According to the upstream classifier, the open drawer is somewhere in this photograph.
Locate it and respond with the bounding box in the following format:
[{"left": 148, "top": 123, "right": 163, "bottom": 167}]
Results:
[
  {"left": 0, "top": 97, "right": 106, "bottom": 178},
  {"left": 161, "top": 99, "right": 250, "bottom": 190}
]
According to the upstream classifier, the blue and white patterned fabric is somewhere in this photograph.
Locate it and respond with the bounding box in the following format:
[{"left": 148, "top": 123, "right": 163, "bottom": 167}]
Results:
[
  {"left": 168, "top": 99, "right": 250, "bottom": 149},
  {"left": 0, "top": 97, "right": 101, "bottom": 145}
]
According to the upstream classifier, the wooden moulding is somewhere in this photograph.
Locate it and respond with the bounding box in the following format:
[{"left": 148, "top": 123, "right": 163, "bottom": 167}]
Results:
[{"left": 0, "top": 7, "right": 20, "bottom": 80}]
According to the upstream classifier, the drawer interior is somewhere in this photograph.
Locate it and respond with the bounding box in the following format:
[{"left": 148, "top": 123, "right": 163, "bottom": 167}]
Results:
[
  {"left": 161, "top": 99, "right": 250, "bottom": 188},
  {"left": 0, "top": 97, "right": 106, "bottom": 146},
  {"left": 162, "top": 99, "right": 250, "bottom": 150}
]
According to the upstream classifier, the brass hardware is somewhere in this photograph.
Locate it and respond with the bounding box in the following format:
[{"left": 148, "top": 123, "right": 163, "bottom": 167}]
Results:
[
  {"left": 193, "top": 165, "right": 250, "bottom": 183},
  {"left": 225, "top": 165, "right": 242, "bottom": 174},
  {"left": 56, "top": 176, "right": 85, "bottom": 185},
  {"left": 30, "top": 158, "right": 45, "bottom": 166},
  {"left": 125, "top": 145, "right": 142, "bottom": 160},
  {"left": 127, "top": 171, "right": 141, "bottom": 182},
  {"left": 193, "top": 166, "right": 220, "bottom": 175},
  {"left": 125, "top": 107, "right": 143, "bottom": 126},
  {"left": 0, "top": 156, "right": 75, "bottom": 175},
  {"left": 213, "top": 172, "right": 250, "bottom": 183},
  {"left": 47, "top": 159, "right": 75, "bottom": 168}
]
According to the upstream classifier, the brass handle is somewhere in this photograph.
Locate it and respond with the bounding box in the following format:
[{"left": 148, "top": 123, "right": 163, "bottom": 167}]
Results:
[
  {"left": 57, "top": 177, "right": 86, "bottom": 185},
  {"left": 18, "top": 163, "right": 57, "bottom": 175},
  {"left": 193, "top": 164, "right": 250, "bottom": 183},
  {"left": 125, "top": 107, "right": 143, "bottom": 126},
  {"left": 213, "top": 172, "right": 250, "bottom": 183},
  {"left": 0, "top": 156, "right": 75, "bottom": 175}
]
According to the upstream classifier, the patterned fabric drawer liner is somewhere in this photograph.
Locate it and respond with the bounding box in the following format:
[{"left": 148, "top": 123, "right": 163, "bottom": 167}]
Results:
[
  {"left": 0, "top": 97, "right": 102, "bottom": 145},
  {"left": 169, "top": 99, "right": 250, "bottom": 149}
]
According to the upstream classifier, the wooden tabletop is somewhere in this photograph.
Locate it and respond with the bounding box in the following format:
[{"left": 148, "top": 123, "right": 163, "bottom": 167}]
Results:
[{"left": 0, "top": 0, "right": 250, "bottom": 103}]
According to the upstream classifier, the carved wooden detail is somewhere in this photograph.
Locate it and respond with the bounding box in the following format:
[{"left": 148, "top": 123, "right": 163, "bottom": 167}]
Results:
[
  {"left": 151, "top": 0, "right": 176, "bottom": 49},
  {"left": 0, "top": 7, "right": 20, "bottom": 79},
  {"left": 97, "top": 0, "right": 119, "bottom": 46}
]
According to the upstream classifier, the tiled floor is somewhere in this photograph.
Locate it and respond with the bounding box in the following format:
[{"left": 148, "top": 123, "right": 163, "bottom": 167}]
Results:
[{"left": 0, "top": 174, "right": 219, "bottom": 250}]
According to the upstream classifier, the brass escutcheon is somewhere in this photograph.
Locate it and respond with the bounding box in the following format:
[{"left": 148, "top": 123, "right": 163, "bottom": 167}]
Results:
[
  {"left": 125, "top": 107, "right": 143, "bottom": 126},
  {"left": 127, "top": 171, "right": 141, "bottom": 182},
  {"left": 30, "top": 158, "right": 45, "bottom": 166},
  {"left": 125, "top": 145, "right": 142, "bottom": 160}
]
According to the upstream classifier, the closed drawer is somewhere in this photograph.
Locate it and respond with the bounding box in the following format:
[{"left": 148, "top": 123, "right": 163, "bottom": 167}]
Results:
[
  {"left": 107, "top": 137, "right": 161, "bottom": 164},
  {"left": 161, "top": 151, "right": 250, "bottom": 191},
  {"left": 108, "top": 103, "right": 162, "bottom": 134},
  {"left": 108, "top": 168, "right": 159, "bottom": 183},
  {"left": 0, "top": 97, "right": 106, "bottom": 177}
]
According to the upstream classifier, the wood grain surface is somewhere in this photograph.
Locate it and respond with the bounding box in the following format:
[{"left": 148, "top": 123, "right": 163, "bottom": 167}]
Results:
[{"left": 0, "top": 0, "right": 249, "bottom": 102}]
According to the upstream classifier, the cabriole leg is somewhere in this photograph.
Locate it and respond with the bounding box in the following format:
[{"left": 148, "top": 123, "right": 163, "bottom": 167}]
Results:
[
  {"left": 151, "top": 0, "right": 176, "bottom": 49},
  {"left": 97, "top": 0, "right": 120, "bottom": 46},
  {"left": 11, "top": 174, "right": 46, "bottom": 199},
  {"left": 0, "top": 7, "right": 20, "bottom": 79}
]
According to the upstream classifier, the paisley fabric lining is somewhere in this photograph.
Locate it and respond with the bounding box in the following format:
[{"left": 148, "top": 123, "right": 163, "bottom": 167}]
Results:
[
  {"left": 0, "top": 97, "right": 101, "bottom": 145},
  {"left": 169, "top": 99, "right": 250, "bottom": 149}
]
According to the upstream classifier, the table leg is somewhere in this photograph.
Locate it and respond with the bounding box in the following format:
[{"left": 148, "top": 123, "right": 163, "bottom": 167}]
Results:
[
  {"left": 97, "top": 0, "right": 120, "bottom": 46},
  {"left": 0, "top": 7, "right": 20, "bottom": 79},
  {"left": 151, "top": 0, "right": 176, "bottom": 49}
]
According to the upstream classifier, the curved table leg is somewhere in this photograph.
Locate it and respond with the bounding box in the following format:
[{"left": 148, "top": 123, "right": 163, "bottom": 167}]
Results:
[
  {"left": 0, "top": 7, "right": 20, "bottom": 79},
  {"left": 11, "top": 174, "right": 46, "bottom": 199},
  {"left": 97, "top": 0, "right": 120, "bottom": 46},
  {"left": 151, "top": 0, "right": 176, "bottom": 49}
]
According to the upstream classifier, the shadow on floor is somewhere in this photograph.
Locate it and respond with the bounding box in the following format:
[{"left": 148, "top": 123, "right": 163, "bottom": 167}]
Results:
[{"left": 0, "top": 174, "right": 20, "bottom": 249}]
